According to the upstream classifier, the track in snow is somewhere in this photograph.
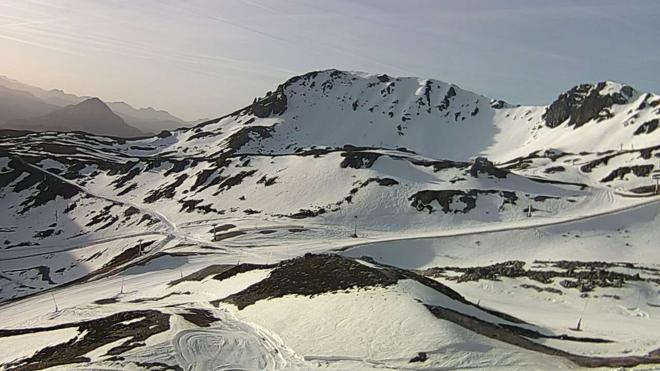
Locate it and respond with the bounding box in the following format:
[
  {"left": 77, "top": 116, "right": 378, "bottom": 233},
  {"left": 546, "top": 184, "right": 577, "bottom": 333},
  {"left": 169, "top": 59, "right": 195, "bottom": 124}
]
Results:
[{"left": 173, "top": 310, "right": 305, "bottom": 370}]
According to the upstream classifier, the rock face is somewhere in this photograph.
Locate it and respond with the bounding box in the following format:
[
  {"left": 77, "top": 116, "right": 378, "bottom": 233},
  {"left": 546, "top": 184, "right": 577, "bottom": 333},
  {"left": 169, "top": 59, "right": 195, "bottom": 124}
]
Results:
[
  {"left": 543, "top": 82, "right": 632, "bottom": 128},
  {"left": 469, "top": 157, "right": 507, "bottom": 178},
  {"left": 3, "top": 98, "right": 145, "bottom": 138},
  {"left": 221, "top": 254, "right": 400, "bottom": 309},
  {"left": 250, "top": 85, "right": 288, "bottom": 118}
]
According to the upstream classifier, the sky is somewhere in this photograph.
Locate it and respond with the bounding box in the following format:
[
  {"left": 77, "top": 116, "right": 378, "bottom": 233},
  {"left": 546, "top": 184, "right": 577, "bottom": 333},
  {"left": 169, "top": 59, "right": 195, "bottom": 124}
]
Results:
[{"left": 0, "top": 0, "right": 659, "bottom": 121}]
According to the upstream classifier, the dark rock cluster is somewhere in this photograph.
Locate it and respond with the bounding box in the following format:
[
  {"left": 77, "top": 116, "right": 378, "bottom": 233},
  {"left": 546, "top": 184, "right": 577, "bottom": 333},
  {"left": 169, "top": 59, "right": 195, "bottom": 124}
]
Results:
[
  {"left": 250, "top": 84, "right": 288, "bottom": 118},
  {"left": 409, "top": 189, "right": 517, "bottom": 214},
  {"left": 469, "top": 157, "right": 508, "bottom": 178},
  {"left": 424, "top": 260, "right": 654, "bottom": 293},
  {"left": 543, "top": 82, "right": 632, "bottom": 129},
  {"left": 221, "top": 254, "right": 400, "bottom": 309}
]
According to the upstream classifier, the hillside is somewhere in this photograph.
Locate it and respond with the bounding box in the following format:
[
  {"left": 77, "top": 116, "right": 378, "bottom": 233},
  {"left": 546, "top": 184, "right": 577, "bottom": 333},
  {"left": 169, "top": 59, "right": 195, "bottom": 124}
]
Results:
[{"left": 0, "top": 70, "right": 658, "bottom": 370}]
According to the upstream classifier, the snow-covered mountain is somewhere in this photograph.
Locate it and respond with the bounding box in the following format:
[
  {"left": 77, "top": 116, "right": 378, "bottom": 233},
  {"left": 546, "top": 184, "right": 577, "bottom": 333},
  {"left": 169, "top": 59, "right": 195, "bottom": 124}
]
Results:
[
  {"left": 0, "top": 70, "right": 658, "bottom": 370},
  {"left": 0, "top": 75, "right": 192, "bottom": 134}
]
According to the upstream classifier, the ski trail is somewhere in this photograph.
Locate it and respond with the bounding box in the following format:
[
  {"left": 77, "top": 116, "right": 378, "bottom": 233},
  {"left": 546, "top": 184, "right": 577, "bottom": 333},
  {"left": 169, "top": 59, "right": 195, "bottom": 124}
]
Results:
[
  {"left": 335, "top": 195, "right": 660, "bottom": 252},
  {"left": 15, "top": 155, "right": 177, "bottom": 240},
  {"left": 16, "top": 155, "right": 176, "bottom": 233},
  {"left": 0, "top": 232, "right": 164, "bottom": 262},
  {"left": 173, "top": 308, "right": 306, "bottom": 370}
]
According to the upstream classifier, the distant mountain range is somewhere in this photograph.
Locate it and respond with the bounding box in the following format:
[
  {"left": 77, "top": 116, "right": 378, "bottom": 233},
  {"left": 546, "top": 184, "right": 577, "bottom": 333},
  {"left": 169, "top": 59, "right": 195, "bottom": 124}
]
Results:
[
  {"left": 4, "top": 97, "right": 144, "bottom": 138},
  {"left": 0, "top": 75, "right": 194, "bottom": 137}
]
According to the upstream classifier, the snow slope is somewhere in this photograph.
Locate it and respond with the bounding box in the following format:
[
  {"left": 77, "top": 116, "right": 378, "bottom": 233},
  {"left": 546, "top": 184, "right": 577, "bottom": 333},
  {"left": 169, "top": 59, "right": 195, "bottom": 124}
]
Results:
[{"left": 0, "top": 69, "right": 659, "bottom": 370}]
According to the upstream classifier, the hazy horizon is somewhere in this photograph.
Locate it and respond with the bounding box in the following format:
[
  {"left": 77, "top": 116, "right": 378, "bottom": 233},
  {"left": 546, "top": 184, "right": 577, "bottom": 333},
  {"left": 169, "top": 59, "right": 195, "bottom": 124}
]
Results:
[{"left": 1, "top": 0, "right": 659, "bottom": 121}]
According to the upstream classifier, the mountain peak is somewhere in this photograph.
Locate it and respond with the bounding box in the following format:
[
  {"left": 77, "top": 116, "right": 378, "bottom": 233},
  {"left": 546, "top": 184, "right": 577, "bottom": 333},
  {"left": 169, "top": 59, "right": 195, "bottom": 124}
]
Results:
[
  {"left": 543, "top": 81, "right": 641, "bottom": 129},
  {"left": 78, "top": 96, "right": 107, "bottom": 107},
  {"left": 3, "top": 96, "right": 144, "bottom": 137}
]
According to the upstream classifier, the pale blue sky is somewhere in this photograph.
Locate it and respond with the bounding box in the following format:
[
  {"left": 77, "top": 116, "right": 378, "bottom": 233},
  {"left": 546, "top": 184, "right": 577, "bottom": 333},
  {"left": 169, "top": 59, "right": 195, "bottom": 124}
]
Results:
[{"left": 1, "top": 0, "right": 658, "bottom": 120}]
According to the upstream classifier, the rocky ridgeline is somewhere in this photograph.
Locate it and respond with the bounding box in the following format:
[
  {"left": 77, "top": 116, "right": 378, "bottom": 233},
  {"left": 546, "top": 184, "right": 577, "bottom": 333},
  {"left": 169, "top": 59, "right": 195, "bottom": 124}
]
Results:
[{"left": 543, "top": 82, "right": 633, "bottom": 128}]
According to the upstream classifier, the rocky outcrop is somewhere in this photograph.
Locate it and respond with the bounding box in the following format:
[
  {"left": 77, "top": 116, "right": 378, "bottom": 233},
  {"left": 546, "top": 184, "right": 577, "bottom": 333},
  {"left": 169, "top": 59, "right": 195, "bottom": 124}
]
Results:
[
  {"left": 408, "top": 189, "right": 518, "bottom": 213},
  {"left": 250, "top": 85, "right": 288, "bottom": 118},
  {"left": 220, "top": 254, "right": 400, "bottom": 309},
  {"left": 469, "top": 157, "right": 508, "bottom": 178},
  {"left": 543, "top": 82, "right": 633, "bottom": 128}
]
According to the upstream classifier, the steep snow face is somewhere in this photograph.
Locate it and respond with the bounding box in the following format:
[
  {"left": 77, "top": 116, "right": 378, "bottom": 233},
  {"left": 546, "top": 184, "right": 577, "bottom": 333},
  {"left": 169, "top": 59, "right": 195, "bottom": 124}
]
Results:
[
  {"left": 236, "top": 70, "right": 501, "bottom": 160},
  {"left": 191, "top": 70, "right": 658, "bottom": 162}
]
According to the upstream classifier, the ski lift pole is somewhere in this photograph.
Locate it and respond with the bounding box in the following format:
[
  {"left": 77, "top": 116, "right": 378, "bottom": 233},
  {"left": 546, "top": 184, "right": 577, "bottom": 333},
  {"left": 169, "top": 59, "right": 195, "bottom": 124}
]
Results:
[{"left": 51, "top": 293, "right": 59, "bottom": 312}]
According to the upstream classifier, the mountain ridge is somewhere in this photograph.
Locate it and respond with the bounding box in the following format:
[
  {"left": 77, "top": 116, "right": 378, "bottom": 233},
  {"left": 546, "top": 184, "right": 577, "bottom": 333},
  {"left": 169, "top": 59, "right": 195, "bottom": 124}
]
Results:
[
  {"left": 3, "top": 97, "right": 145, "bottom": 138},
  {"left": 0, "top": 75, "right": 192, "bottom": 134}
]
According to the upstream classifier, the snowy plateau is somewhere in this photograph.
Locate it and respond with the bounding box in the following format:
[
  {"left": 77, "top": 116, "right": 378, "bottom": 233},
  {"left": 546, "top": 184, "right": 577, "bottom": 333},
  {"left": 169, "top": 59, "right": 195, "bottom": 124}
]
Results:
[{"left": 0, "top": 69, "right": 659, "bottom": 370}]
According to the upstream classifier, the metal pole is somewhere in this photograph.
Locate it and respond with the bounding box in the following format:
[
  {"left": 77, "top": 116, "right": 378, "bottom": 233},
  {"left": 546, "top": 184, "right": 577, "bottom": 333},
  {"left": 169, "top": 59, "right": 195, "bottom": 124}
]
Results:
[
  {"left": 527, "top": 197, "right": 532, "bottom": 218},
  {"left": 353, "top": 216, "right": 358, "bottom": 237},
  {"left": 51, "top": 293, "right": 58, "bottom": 312}
]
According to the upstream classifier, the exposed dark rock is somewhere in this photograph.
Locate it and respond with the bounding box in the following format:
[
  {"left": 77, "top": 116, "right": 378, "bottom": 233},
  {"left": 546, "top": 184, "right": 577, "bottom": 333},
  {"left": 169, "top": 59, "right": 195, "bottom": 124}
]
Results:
[
  {"left": 410, "top": 352, "right": 428, "bottom": 363},
  {"left": 406, "top": 158, "right": 469, "bottom": 172},
  {"left": 212, "top": 230, "right": 246, "bottom": 241},
  {"left": 250, "top": 85, "right": 287, "bottom": 118},
  {"left": 111, "top": 167, "right": 142, "bottom": 189},
  {"left": 340, "top": 151, "right": 381, "bottom": 169},
  {"left": 4, "top": 310, "right": 170, "bottom": 371},
  {"left": 469, "top": 157, "right": 508, "bottom": 178},
  {"left": 220, "top": 254, "right": 399, "bottom": 309},
  {"left": 287, "top": 208, "right": 324, "bottom": 219},
  {"left": 214, "top": 170, "right": 257, "bottom": 194},
  {"left": 634, "top": 119, "right": 658, "bottom": 135},
  {"left": 179, "top": 309, "right": 219, "bottom": 327},
  {"left": 226, "top": 126, "right": 273, "bottom": 151},
  {"left": 257, "top": 175, "right": 278, "bottom": 186},
  {"left": 187, "top": 131, "right": 220, "bottom": 141},
  {"left": 600, "top": 165, "right": 654, "bottom": 182},
  {"left": 376, "top": 74, "right": 390, "bottom": 83},
  {"left": 519, "top": 284, "right": 563, "bottom": 295},
  {"left": 144, "top": 174, "right": 188, "bottom": 203},
  {"left": 157, "top": 130, "right": 172, "bottom": 138},
  {"left": 436, "top": 86, "right": 456, "bottom": 111},
  {"left": 210, "top": 264, "right": 272, "bottom": 284},
  {"left": 409, "top": 189, "right": 517, "bottom": 214},
  {"left": 543, "top": 82, "right": 630, "bottom": 128},
  {"left": 545, "top": 166, "right": 565, "bottom": 174},
  {"left": 425, "top": 260, "right": 650, "bottom": 292}
]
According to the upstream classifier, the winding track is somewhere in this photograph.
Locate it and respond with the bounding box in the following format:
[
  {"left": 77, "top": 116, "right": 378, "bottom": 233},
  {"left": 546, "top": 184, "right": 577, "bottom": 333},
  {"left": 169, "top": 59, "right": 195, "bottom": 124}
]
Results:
[
  {"left": 6, "top": 155, "right": 660, "bottom": 264},
  {"left": 173, "top": 308, "right": 305, "bottom": 370}
]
